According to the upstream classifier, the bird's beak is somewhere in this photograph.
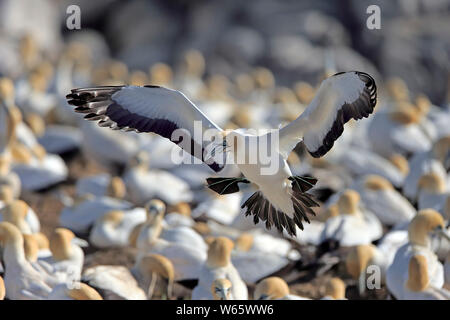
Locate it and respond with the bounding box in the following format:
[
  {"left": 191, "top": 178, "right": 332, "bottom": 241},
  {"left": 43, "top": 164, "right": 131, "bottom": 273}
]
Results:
[
  {"left": 72, "top": 237, "right": 89, "bottom": 248},
  {"left": 218, "top": 288, "right": 229, "bottom": 300},
  {"left": 433, "top": 227, "right": 450, "bottom": 242}
]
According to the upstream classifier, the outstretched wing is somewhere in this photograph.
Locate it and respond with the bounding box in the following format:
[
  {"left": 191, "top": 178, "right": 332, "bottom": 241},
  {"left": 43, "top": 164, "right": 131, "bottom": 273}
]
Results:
[
  {"left": 278, "top": 71, "right": 377, "bottom": 158},
  {"left": 67, "top": 85, "right": 225, "bottom": 172}
]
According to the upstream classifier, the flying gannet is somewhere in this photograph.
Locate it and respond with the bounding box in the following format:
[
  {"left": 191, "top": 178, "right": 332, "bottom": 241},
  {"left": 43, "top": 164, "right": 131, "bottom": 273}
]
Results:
[{"left": 67, "top": 71, "right": 377, "bottom": 236}]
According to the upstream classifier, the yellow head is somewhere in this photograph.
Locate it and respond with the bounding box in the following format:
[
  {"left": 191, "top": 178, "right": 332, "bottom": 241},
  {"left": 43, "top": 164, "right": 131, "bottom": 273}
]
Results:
[
  {"left": 417, "top": 172, "right": 446, "bottom": 194},
  {"left": 337, "top": 190, "right": 360, "bottom": 215},
  {"left": 254, "top": 277, "right": 289, "bottom": 300},
  {"left": 211, "top": 279, "right": 232, "bottom": 300},
  {"left": 323, "top": 277, "right": 346, "bottom": 299},
  {"left": 107, "top": 176, "right": 126, "bottom": 199},
  {"left": 389, "top": 154, "right": 409, "bottom": 175},
  {"left": 408, "top": 209, "right": 445, "bottom": 247},
  {"left": 207, "top": 237, "right": 234, "bottom": 268},
  {"left": 67, "top": 283, "right": 103, "bottom": 300},
  {"left": 149, "top": 63, "right": 173, "bottom": 85},
  {"left": 139, "top": 253, "right": 174, "bottom": 282},
  {"left": 364, "top": 175, "right": 393, "bottom": 191},
  {"left": 235, "top": 233, "right": 254, "bottom": 252},
  {"left": 345, "top": 244, "right": 376, "bottom": 279},
  {"left": 172, "top": 202, "right": 191, "bottom": 217},
  {"left": 49, "top": 228, "right": 76, "bottom": 261}
]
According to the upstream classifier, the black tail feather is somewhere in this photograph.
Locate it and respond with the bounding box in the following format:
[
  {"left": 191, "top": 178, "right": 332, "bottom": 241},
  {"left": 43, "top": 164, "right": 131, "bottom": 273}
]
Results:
[{"left": 240, "top": 176, "right": 319, "bottom": 237}]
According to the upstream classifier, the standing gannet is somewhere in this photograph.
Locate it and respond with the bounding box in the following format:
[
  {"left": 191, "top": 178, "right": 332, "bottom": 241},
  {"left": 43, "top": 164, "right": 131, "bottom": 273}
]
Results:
[
  {"left": 417, "top": 173, "right": 449, "bottom": 216},
  {"left": 386, "top": 209, "right": 450, "bottom": 299},
  {"left": 319, "top": 190, "right": 382, "bottom": 246},
  {"left": 192, "top": 237, "right": 248, "bottom": 300},
  {"left": 0, "top": 222, "right": 53, "bottom": 299},
  {"left": 67, "top": 71, "right": 377, "bottom": 236},
  {"left": 47, "top": 283, "right": 103, "bottom": 300},
  {"left": 254, "top": 276, "right": 309, "bottom": 300},
  {"left": 350, "top": 175, "right": 416, "bottom": 226},
  {"left": 136, "top": 200, "right": 206, "bottom": 280},
  {"left": 320, "top": 277, "right": 347, "bottom": 300},
  {"left": 404, "top": 136, "right": 450, "bottom": 201},
  {"left": 123, "top": 151, "right": 193, "bottom": 206}
]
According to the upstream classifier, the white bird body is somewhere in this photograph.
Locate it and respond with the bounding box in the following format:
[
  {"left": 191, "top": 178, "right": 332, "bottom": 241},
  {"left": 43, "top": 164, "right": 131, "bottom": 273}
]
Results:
[
  {"left": 160, "top": 225, "right": 208, "bottom": 252},
  {"left": 123, "top": 166, "right": 193, "bottom": 206},
  {"left": 82, "top": 265, "right": 146, "bottom": 300},
  {"left": 80, "top": 121, "right": 140, "bottom": 167},
  {"left": 404, "top": 152, "right": 447, "bottom": 201},
  {"left": 12, "top": 153, "right": 68, "bottom": 191},
  {"left": 368, "top": 110, "right": 433, "bottom": 158},
  {"left": 319, "top": 212, "right": 382, "bottom": 246},
  {"left": 292, "top": 220, "right": 325, "bottom": 245},
  {"left": 350, "top": 175, "right": 416, "bottom": 226},
  {"left": 232, "top": 250, "right": 289, "bottom": 284},
  {"left": 36, "top": 241, "right": 85, "bottom": 286},
  {"left": 193, "top": 192, "right": 242, "bottom": 225},
  {"left": 89, "top": 207, "right": 147, "bottom": 248},
  {"left": 136, "top": 217, "right": 206, "bottom": 281},
  {"left": 137, "top": 238, "right": 206, "bottom": 281},
  {"left": 75, "top": 173, "right": 115, "bottom": 198},
  {"left": 338, "top": 148, "right": 407, "bottom": 187},
  {"left": 38, "top": 125, "right": 82, "bottom": 155},
  {"left": 60, "top": 196, "right": 133, "bottom": 233}
]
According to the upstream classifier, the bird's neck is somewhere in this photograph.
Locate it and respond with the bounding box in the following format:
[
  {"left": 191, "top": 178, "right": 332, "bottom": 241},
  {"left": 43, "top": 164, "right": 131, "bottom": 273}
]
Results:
[{"left": 3, "top": 237, "right": 26, "bottom": 266}]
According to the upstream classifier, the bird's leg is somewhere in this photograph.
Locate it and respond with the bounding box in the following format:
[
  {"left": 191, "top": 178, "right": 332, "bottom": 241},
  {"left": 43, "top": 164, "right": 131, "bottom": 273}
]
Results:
[
  {"left": 147, "top": 272, "right": 157, "bottom": 300},
  {"left": 167, "top": 277, "right": 173, "bottom": 300}
]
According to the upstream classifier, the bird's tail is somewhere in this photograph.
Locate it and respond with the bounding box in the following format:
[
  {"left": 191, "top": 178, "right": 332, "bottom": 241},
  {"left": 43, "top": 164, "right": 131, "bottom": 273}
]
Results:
[{"left": 241, "top": 176, "right": 319, "bottom": 237}]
